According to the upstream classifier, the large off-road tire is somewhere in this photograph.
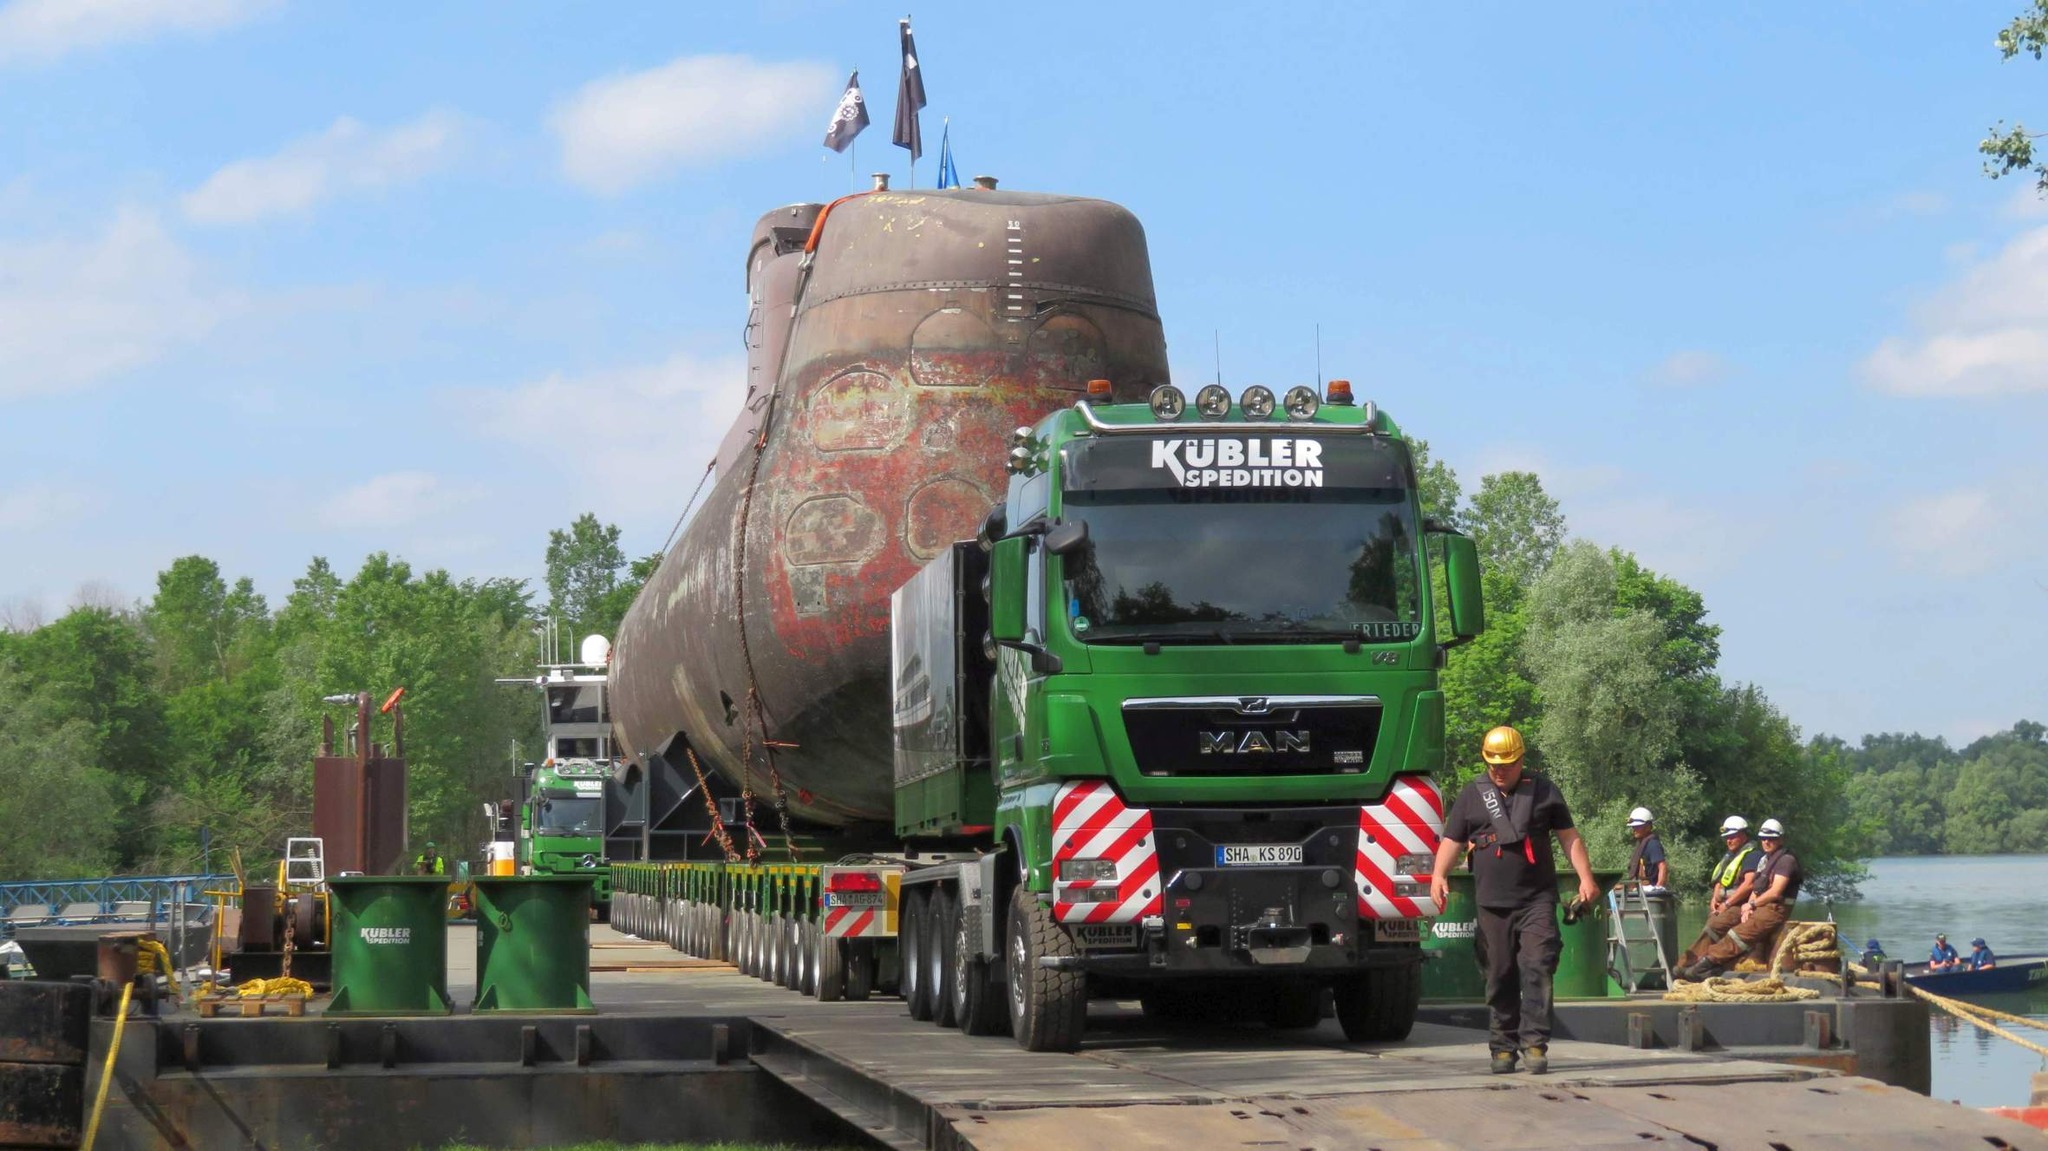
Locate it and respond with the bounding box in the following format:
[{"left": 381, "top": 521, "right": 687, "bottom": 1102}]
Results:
[
  {"left": 954, "top": 896, "right": 1008, "bottom": 1036},
  {"left": 902, "top": 890, "right": 933, "bottom": 1020},
  {"left": 784, "top": 918, "right": 807, "bottom": 991},
  {"left": 928, "top": 888, "right": 961, "bottom": 1028},
  {"left": 1334, "top": 962, "right": 1421, "bottom": 1043},
  {"left": 1263, "top": 980, "right": 1324, "bottom": 1030},
  {"left": 1005, "top": 893, "right": 1085, "bottom": 1052}
]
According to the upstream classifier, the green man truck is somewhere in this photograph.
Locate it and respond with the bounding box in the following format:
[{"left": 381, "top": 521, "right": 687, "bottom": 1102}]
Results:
[{"left": 612, "top": 378, "right": 1484, "bottom": 1051}]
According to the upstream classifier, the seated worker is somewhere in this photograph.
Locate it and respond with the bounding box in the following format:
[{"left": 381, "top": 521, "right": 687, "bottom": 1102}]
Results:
[
  {"left": 1861, "top": 938, "right": 1887, "bottom": 967},
  {"left": 1624, "top": 807, "right": 1668, "bottom": 892},
  {"left": 1969, "top": 938, "right": 1996, "bottom": 970},
  {"left": 1682, "top": 817, "right": 1798, "bottom": 980},
  {"left": 1678, "top": 816, "right": 1759, "bottom": 968},
  {"left": 1929, "top": 933, "right": 1960, "bottom": 971}
]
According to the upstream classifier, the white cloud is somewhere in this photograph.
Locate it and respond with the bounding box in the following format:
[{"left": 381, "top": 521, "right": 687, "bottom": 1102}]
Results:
[
  {"left": 182, "top": 110, "right": 464, "bottom": 225},
  {"left": 0, "top": 483, "right": 87, "bottom": 532},
  {"left": 1861, "top": 226, "right": 2048, "bottom": 397},
  {"left": 0, "top": 0, "right": 276, "bottom": 64},
  {"left": 0, "top": 207, "right": 237, "bottom": 398},
  {"left": 319, "top": 471, "right": 479, "bottom": 530},
  {"left": 1644, "top": 349, "right": 1731, "bottom": 389},
  {"left": 1882, "top": 485, "right": 2021, "bottom": 578},
  {"left": 2000, "top": 183, "right": 2048, "bottom": 221},
  {"left": 463, "top": 351, "right": 747, "bottom": 519},
  {"left": 548, "top": 54, "right": 836, "bottom": 195}
]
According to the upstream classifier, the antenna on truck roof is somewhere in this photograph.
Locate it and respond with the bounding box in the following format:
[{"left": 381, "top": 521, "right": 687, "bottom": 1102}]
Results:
[{"left": 1213, "top": 330, "right": 1222, "bottom": 388}]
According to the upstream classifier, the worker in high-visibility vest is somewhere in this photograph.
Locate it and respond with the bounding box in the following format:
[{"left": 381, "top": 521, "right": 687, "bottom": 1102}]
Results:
[
  {"left": 413, "top": 841, "right": 446, "bottom": 876},
  {"left": 1678, "top": 816, "right": 1759, "bottom": 968}
]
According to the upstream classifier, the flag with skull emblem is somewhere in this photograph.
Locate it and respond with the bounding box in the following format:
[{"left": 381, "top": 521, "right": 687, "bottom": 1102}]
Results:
[{"left": 824, "top": 71, "right": 869, "bottom": 153}]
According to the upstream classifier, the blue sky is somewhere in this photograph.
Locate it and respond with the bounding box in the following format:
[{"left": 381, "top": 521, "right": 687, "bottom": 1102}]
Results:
[{"left": 1, "top": 1, "right": 2042, "bottom": 745}]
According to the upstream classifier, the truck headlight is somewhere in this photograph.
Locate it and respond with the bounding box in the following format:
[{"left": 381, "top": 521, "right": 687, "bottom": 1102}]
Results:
[
  {"left": 1394, "top": 853, "right": 1432, "bottom": 875},
  {"left": 1065, "top": 886, "right": 1122, "bottom": 904},
  {"left": 1059, "top": 858, "right": 1118, "bottom": 882}
]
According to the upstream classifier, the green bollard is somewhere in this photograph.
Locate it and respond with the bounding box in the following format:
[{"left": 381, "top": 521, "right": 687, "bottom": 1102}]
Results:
[
  {"left": 472, "top": 876, "right": 596, "bottom": 1013},
  {"left": 327, "top": 876, "right": 452, "bottom": 1016}
]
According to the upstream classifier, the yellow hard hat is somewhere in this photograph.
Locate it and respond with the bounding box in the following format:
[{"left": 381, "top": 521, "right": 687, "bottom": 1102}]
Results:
[{"left": 1481, "top": 725, "right": 1525, "bottom": 766}]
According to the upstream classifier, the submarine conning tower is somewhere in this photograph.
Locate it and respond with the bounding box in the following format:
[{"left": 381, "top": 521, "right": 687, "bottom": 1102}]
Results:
[{"left": 612, "top": 187, "right": 1171, "bottom": 846}]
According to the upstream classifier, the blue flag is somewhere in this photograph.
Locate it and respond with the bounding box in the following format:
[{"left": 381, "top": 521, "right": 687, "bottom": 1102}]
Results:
[{"left": 937, "top": 122, "right": 960, "bottom": 190}]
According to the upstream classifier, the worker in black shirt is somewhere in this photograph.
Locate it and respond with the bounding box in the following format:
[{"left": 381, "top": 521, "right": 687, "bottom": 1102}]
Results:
[
  {"left": 1431, "top": 725, "right": 1600, "bottom": 1075},
  {"left": 1624, "top": 807, "right": 1668, "bottom": 891}
]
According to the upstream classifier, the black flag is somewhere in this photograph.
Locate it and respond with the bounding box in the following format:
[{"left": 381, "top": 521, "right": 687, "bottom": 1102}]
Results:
[
  {"left": 893, "top": 19, "right": 926, "bottom": 160},
  {"left": 824, "top": 71, "right": 869, "bottom": 153}
]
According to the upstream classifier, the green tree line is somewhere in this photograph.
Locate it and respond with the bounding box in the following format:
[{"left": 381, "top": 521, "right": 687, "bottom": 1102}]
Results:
[
  {"left": 0, "top": 513, "right": 650, "bottom": 882},
  {"left": 1837, "top": 722, "right": 2048, "bottom": 855}
]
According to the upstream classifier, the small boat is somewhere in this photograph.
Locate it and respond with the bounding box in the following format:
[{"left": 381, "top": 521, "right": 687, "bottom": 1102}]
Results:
[{"left": 1902, "top": 955, "right": 2048, "bottom": 995}]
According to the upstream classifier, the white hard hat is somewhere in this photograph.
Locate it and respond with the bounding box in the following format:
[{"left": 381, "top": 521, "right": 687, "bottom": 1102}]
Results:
[
  {"left": 1759, "top": 818, "right": 1785, "bottom": 838},
  {"left": 1627, "top": 806, "right": 1654, "bottom": 827},
  {"left": 1719, "top": 815, "right": 1750, "bottom": 835}
]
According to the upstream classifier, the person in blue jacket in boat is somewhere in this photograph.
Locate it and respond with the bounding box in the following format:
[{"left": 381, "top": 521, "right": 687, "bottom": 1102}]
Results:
[
  {"left": 1969, "top": 938, "right": 1996, "bottom": 970},
  {"left": 1929, "top": 933, "right": 1960, "bottom": 970}
]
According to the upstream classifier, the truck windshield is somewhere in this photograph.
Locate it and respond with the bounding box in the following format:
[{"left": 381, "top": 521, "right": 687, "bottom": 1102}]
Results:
[
  {"left": 535, "top": 795, "right": 601, "bottom": 835},
  {"left": 1059, "top": 434, "right": 1423, "bottom": 645}
]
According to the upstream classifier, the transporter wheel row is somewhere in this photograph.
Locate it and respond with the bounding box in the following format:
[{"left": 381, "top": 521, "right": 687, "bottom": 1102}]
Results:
[{"left": 625, "top": 874, "right": 1420, "bottom": 1054}]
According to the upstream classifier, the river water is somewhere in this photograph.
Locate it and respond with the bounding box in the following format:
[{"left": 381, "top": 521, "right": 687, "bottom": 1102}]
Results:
[{"left": 1678, "top": 853, "right": 2048, "bottom": 1107}]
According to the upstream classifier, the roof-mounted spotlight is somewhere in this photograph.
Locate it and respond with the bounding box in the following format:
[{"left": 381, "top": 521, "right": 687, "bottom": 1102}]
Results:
[
  {"left": 1194, "top": 384, "right": 1232, "bottom": 419},
  {"left": 1283, "top": 385, "right": 1320, "bottom": 421},
  {"left": 1239, "top": 385, "right": 1276, "bottom": 421},
  {"left": 1006, "top": 444, "right": 1033, "bottom": 473},
  {"left": 1149, "top": 384, "right": 1186, "bottom": 421}
]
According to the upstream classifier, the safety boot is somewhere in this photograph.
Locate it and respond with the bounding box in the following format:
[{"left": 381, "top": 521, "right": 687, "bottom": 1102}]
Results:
[
  {"left": 1489, "top": 1050, "right": 1518, "bottom": 1074},
  {"left": 1523, "top": 1044, "right": 1549, "bottom": 1074}
]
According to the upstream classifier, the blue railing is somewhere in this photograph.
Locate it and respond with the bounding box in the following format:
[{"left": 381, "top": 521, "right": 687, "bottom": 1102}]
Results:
[{"left": 0, "top": 873, "right": 236, "bottom": 940}]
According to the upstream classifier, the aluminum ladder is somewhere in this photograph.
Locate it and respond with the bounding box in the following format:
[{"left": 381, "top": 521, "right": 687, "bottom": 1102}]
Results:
[{"left": 1606, "top": 879, "right": 1675, "bottom": 991}]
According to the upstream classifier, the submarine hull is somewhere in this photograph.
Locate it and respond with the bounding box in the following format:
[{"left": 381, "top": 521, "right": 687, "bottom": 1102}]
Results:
[{"left": 612, "top": 189, "right": 1170, "bottom": 830}]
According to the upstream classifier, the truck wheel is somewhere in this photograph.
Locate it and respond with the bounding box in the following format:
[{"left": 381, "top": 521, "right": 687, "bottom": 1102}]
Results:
[
  {"left": 790, "top": 920, "right": 808, "bottom": 993},
  {"left": 684, "top": 903, "right": 701, "bottom": 956},
  {"left": 1006, "top": 893, "right": 1085, "bottom": 1052},
  {"left": 1334, "top": 962, "right": 1421, "bottom": 1043},
  {"left": 845, "top": 939, "right": 876, "bottom": 1001},
  {"left": 743, "top": 913, "right": 762, "bottom": 977},
  {"left": 816, "top": 928, "right": 844, "bottom": 1001},
  {"left": 769, "top": 914, "right": 789, "bottom": 985},
  {"left": 902, "top": 890, "right": 933, "bottom": 1020},
  {"left": 954, "top": 898, "right": 1008, "bottom": 1036},
  {"left": 929, "top": 889, "right": 961, "bottom": 1028},
  {"left": 1263, "top": 981, "right": 1324, "bottom": 1030}
]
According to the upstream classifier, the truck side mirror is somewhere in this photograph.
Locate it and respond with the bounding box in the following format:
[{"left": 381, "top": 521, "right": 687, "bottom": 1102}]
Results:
[
  {"left": 1042, "top": 518, "right": 1089, "bottom": 556},
  {"left": 990, "top": 536, "right": 1027, "bottom": 642},
  {"left": 1441, "top": 533, "right": 1485, "bottom": 640}
]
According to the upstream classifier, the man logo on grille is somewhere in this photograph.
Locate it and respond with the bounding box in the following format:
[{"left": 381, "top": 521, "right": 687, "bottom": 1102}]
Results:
[
  {"left": 1200, "top": 730, "right": 1310, "bottom": 754},
  {"left": 1238, "top": 697, "right": 1271, "bottom": 714}
]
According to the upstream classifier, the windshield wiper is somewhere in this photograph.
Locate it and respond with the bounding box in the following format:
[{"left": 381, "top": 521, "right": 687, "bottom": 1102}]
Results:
[{"left": 1087, "top": 629, "right": 1237, "bottom": 646}]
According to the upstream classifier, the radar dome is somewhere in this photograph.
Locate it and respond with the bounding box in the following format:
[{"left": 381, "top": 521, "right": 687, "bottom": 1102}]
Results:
[{"left": 579, "top": 634, "right": 612, "bottom": 666}]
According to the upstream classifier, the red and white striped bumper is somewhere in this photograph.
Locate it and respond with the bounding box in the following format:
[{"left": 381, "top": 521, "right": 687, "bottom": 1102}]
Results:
[
  {"left": 1050, "top": 780, "right": 1164, "bottom": 925},
  {"left": 1355, "top": 775, "right": 1444, "bottom": 920}
]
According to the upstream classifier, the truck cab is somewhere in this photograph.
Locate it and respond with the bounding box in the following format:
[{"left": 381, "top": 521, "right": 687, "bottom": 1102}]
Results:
[
  {"left": 509, "top": 654, "right": 617, "bottom": 907},
  {"left": 889, "top": 380, "right": 1485, "bottom": 1049}
]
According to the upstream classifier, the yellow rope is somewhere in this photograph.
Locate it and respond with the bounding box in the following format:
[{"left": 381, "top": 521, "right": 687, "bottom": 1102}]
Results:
[
  {"left": 81, "top": 981, "right": 133, "bottom": 1151},
  {"left": 1909, "top": 984, "right": 2048, "bottom": 1059}
]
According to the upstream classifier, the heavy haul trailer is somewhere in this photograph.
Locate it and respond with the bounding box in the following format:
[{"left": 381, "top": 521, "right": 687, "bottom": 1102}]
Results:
[{"left": 611, "top": 381, "right": 1487, "bottom": 1051}]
